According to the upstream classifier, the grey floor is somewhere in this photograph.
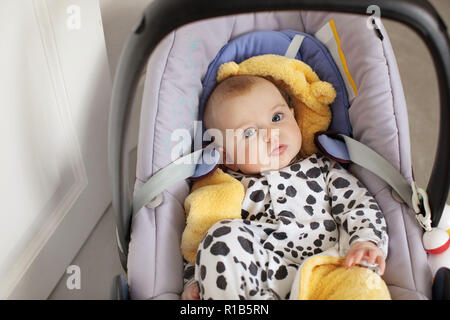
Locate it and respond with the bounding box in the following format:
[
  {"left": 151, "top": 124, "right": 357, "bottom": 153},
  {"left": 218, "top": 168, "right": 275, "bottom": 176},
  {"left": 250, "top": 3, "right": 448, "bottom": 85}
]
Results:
[{"left": 49, "top": 0, "right": 450, "bottom": 299}]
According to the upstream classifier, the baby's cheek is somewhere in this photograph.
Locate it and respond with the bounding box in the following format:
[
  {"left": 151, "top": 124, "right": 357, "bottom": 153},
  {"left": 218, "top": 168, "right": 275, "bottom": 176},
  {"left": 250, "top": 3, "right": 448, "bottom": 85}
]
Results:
[
  {"left": 288, "top": 122, "right": 302, "bottom": 145},
  {"left": 233, "top": 139, "right": 254, "bottom": 164},
  {"left": 234, "top": 144, "right": 260, "bottom": 174},
  {"left": 245, "top": 142, "right": 260, "bottom": 164}
]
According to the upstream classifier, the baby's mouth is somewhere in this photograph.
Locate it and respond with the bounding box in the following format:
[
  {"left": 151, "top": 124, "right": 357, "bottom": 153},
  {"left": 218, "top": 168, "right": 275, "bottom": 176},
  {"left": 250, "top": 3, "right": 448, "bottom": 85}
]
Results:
[{"left": 270, "top": 144, "right": 287, "bottom": 156}]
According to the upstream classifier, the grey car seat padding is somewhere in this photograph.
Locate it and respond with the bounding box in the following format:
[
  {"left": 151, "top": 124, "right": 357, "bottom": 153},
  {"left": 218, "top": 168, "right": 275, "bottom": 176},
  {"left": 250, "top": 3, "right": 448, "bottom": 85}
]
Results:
[{"left": 128, "top": 11, "right": 432, "bottom": 300}]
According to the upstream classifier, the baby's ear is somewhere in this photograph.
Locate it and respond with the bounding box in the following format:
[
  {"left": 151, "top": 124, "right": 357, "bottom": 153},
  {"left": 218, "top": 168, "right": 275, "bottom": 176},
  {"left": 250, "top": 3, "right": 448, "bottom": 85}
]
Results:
[
  {"left": 289, "top": 107, "right": 295, "bottom": 117},
  {"left": 214, "top": 146, "right": 226, "bottom": 164}
]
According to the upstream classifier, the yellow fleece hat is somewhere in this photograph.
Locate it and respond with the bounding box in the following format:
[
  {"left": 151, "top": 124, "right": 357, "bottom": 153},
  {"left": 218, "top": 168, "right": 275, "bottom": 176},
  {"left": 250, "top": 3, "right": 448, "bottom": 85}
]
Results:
[{"left": 217, "top": 54, "right": 336, "bottom": 157}]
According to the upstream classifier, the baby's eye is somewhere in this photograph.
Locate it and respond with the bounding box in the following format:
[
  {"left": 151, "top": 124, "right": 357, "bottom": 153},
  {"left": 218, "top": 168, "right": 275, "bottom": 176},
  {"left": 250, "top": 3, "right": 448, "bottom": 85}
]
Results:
[
  {"left": 272, "top": 113, "right": 283, "bottom": 122},
  {"left": 243, "top": 128, "right": 257, "bottom": 138}
]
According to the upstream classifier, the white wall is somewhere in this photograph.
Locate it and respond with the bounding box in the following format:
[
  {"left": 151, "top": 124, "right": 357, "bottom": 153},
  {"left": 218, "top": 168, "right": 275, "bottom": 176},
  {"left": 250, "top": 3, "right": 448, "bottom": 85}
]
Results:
[
  {"left": 48, "top": 0, "right": 154, "bottom": 300},
  {"left": 0, "top": 0, "right": 112, "bottom": 299}
]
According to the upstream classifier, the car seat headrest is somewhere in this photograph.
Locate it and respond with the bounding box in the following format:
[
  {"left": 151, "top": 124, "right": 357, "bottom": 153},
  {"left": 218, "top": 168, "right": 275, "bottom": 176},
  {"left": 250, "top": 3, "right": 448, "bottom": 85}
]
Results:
[{"left": 192, "top": 29, "right": 353, "bottom": 178}]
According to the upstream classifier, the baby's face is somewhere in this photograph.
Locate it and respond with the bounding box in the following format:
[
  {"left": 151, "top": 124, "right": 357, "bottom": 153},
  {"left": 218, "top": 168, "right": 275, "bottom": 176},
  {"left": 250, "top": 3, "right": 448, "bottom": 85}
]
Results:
[{"left": 210, "top": 78, "right": 302, "bottom": 174}]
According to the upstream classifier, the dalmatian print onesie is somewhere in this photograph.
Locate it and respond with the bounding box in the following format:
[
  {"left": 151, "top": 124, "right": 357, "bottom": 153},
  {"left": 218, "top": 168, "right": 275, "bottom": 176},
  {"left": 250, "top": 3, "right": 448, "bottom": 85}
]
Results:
[{"left": 183, "top": 152, "right": 388, "bottom": 300}]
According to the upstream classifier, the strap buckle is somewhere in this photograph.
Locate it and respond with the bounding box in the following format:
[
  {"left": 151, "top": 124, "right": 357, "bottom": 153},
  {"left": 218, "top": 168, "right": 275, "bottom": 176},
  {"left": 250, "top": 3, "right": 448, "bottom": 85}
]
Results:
[
  {"left": 145, "top": 193, "right": 164, "bottom": 209},
  {"left": 411, "top": 181, "right": 432, "bottom": 232}
]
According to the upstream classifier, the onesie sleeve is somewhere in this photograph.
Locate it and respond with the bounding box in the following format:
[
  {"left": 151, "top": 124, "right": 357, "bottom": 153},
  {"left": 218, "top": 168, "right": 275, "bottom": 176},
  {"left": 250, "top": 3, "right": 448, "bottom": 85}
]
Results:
[{"left": 318, "top": 154, "right": 389, "bottom": 258}]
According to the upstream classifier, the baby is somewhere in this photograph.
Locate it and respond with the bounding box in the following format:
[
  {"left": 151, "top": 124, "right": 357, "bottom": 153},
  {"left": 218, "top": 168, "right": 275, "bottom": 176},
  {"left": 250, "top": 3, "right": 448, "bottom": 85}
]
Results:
[{"left": 182, "top": 75, "right": 388, "bottom": 300}]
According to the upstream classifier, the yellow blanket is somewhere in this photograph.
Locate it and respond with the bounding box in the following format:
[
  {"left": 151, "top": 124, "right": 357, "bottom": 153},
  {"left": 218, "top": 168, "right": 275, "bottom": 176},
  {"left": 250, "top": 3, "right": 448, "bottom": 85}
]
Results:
[
  {"left": 296, "top": 255, "right": 391, "bottom": 300},
  {"left": 181, "top": 168, "right": 244, "bottom": 264}
]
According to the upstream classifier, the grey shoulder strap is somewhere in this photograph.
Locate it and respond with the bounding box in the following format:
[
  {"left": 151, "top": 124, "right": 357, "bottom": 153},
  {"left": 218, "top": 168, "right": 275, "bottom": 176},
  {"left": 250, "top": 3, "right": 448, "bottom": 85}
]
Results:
[
  {"left": 284, "top": 34, "right": 305, "bottom": 58},
  {"left": 133, "top": 134, "right": 429, "bottom": 227},
  {"left": 338, "top": 134, "right": 431, "bottom": 230},
  {"left": 132, "top": 148, "right": 204, "bottom": 218},
  {"left": 338, "top": 134, "right": 413, "bottom": 208}
]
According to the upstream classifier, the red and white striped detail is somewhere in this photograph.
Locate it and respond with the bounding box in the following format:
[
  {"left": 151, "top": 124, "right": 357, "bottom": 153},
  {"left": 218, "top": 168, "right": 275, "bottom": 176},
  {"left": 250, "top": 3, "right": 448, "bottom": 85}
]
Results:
[{"left": 423, "top": 228, "right": 450, "bottom": 255}]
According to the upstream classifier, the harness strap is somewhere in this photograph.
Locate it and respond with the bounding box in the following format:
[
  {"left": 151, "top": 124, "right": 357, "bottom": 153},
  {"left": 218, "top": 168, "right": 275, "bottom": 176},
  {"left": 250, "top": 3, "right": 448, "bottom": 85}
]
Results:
[
  {"left": 132, "top": 148, "right": 204, "bottom": 218},
  {"left": 134, "top": 134, "right": 412, "bottom": 214},
  {"left": 284, "top": 34, "right": 304, "bottom": 58},
  {"left": 339, "top": 134, "right": 414, "bottom": 209},
  {"left": 315, "top": 132, "right": 432, "bottom": 230}
]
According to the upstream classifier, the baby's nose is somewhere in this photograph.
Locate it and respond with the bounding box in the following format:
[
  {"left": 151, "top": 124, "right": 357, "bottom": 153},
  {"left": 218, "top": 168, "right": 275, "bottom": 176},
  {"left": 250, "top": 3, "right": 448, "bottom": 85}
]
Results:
[{"left": 262, "top": 128, "right": 280, "bottom": 143}]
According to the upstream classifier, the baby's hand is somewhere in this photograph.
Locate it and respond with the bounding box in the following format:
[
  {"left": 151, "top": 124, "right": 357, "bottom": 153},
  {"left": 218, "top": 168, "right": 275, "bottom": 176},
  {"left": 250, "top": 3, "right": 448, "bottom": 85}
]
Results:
[
  {"left": 345, "top": 241, "right": 386, "bottom": 275},
  {"left": 181, "top": 282, "right": 200, "bottom": 300}
]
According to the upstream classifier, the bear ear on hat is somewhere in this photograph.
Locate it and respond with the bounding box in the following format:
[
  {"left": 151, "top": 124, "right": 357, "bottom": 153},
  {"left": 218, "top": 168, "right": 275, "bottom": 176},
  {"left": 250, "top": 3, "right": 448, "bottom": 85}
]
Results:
[
  {"left": 310, "top": 81, "right": 336, "bottom": 105},
  {"left": 217, "top": 61, "right": 240, "bottom": 82}
]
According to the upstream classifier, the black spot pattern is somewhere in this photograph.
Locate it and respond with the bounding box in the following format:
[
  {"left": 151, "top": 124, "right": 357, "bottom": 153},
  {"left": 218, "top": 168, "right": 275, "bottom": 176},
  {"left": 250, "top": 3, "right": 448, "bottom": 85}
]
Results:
[
  {"left": 200, "top": 265, "right": 207, "bottom": 280},
  {"left": 279, "top": 172, "right": 291, "bottom": 179},
  {"left": 191, "top": 153, "right": 387, "bottom": 300},
  {"left": 331, "top": 204, "right": 345, "bottom": 215},
  {"left": 296, "top": 171, "right": 308, "bottom": 179},
  {"left": 344, "top": 190, "right": 353, "bottom": 199},
  {"left": 306, "top": 180, "right": 323, "bottom": 193},
  {"left": 216, "top": 262, "right": 225, "bottom": 273},
  {"left": 306, "top": 195, "right": 316, "bottom": 204},
  {"left": 203, "top": 235, "right": 213, "bottom": 249},
  {"left": 212, "top": 226, "right": 232, "bottom": 237},
  {"left": 286, "top": 186, "right": 297, "bottom": 197},
  {"left": 210, "top": 242, "right": 230, "bottom": 256},
  {"left": 249, "top": 262, "right": 258, "bottom": 276},
  {"left": 277, "top": 197, "right": 287, "bottom": 204},
  {"left": 250, "top": 190, "right": 265, "bottom": 202},
  {"left": 238, "top": 236, "right": 254, "bottom": 254},
  {"left": 274, "top": 265, "right": 288, "bottom": 280},
  {"left": 310, "top": 222, "right": 320, "bottom": 230},
  {"left": 279, "top": 210, "right": 295, "bottom": 219},
  {"left": 273, "top": 232, "right": 288, "bottom": 240},
  {"left": 332, "top": 177, "right": 350, "bottom": 189},
  {"left": 306, "top": 167, "right": 321, "bottom": 178},
  {"left": 304, "top": 205, "right": 314, "bottom": 216},
  {"left": 216, "top": 275, "right": 227, "bottom": 290},
  {"left": 323, "top": 220, "right": 337, "bottom": 232}
]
